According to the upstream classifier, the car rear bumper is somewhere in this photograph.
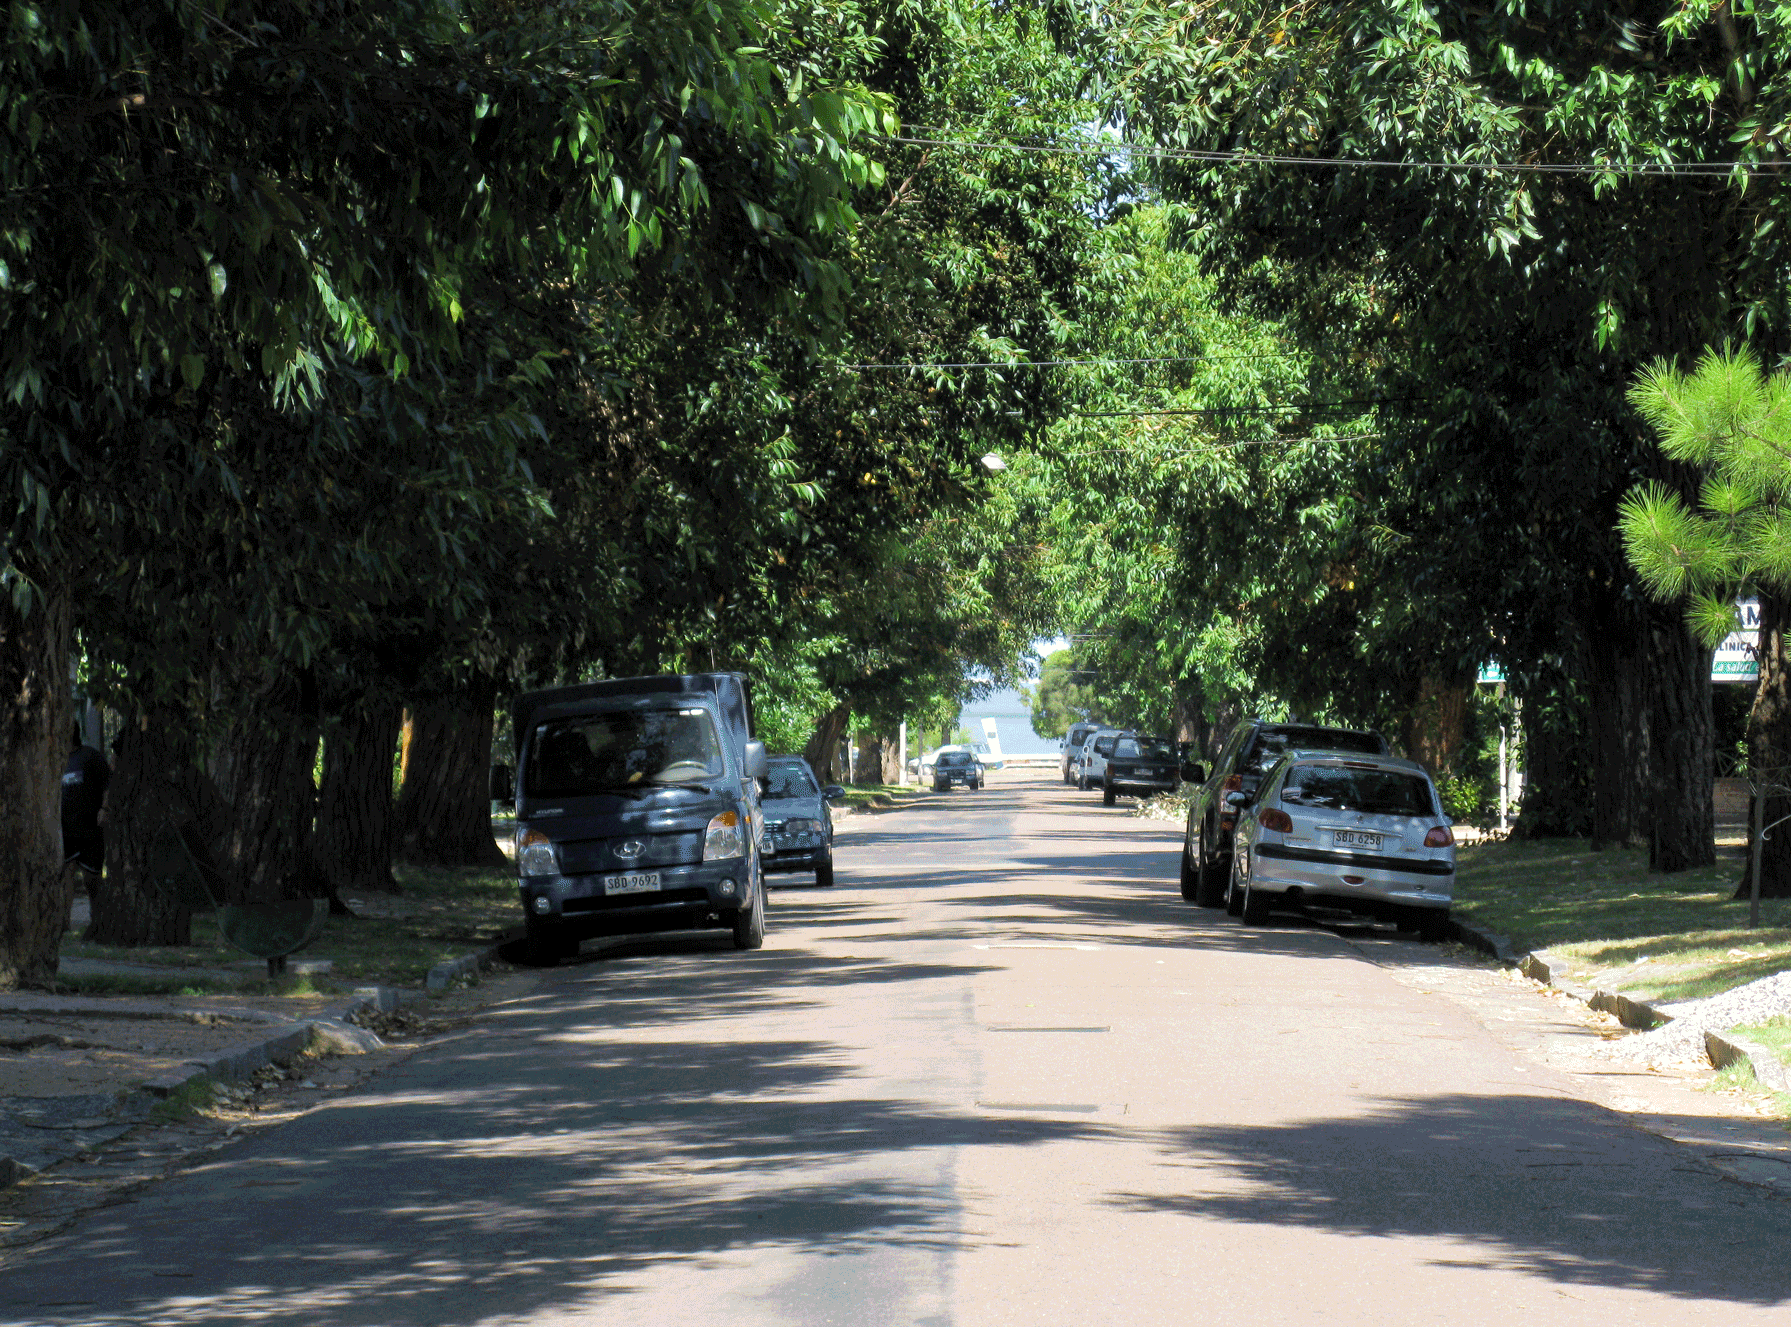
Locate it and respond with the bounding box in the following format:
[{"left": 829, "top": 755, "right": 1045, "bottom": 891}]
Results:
[{"left": 1248, "top": 843, "right": 1453, "bottom": 909}]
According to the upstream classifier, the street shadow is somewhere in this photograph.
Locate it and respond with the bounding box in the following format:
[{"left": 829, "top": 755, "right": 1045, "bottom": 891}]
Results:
[
  {"left": 2, "top": 945, "right": 1101, "bottom": 1327},
  {"left": 1110, "top": 1092, "right": 1791, "bottom": 1304}
]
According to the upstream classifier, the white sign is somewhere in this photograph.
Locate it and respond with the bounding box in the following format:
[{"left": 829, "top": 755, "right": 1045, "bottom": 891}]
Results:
[
  {"left": 1714, "top": 598, "right": 1761, "bottom": 683},
  {"left": 980, "top": 716, "right": 1003, "bottom": 758}
]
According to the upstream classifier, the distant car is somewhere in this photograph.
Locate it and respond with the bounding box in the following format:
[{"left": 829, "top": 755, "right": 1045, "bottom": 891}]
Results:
[
  {"left": 761, "top": 755, "right": 845, "bottom": 887},
  {"left": 1060, "top": 721, "right": 1100, "bottom": 784},
  {"left": 1075, "top": 727, "right": 1125, "bottom": 791},
  {"left": 1100, "top": 734, "right": 1179, "bottom": 806},
  {"left": 932, "top": 750, "right": 983, "bottom": 791},
  {"left": 1226, "top": 750, "right": 1454, "bottom": 939},
  {"left": 1179, "top": 719, "right": 1390, "bottom": 907},
  {"left": 915, "top": 744, "right": 973, "bottom": 779}
]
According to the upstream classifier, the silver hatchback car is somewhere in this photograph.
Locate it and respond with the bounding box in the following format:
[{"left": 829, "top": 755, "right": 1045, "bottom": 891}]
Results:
[{"left": 1226, "top": 750, "right": 1454, "bottom": 940}]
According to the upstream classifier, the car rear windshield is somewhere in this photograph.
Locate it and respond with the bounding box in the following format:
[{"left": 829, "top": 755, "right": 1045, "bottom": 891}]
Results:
[
  {"left": 1243, "top": 726, "right": 1381, "bottom": 773},
  {"left": 1114, "top": 737, "right": 1175, "bottom": 760},
  {"left": 764, "top": 764, "right": 818, "bottom": 799},
  {"left": 1280, "top": 765, "right": 1435, "bottom": 817},
  {"left": 937, "top": 752, "right": 973, "bottom": 767},
  {"left": 526, "top": 708, "right": 724, "bottom": 796}
]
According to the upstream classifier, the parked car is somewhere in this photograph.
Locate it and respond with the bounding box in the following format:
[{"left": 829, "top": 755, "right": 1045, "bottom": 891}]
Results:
[
  {"left": 761, "top": 755, "right": 844, "bottom": 887},
  {"left": 1100, "top": 734, "right": 1180, "bottom": 806},
  {"left": 1225, "top": 750, "right": 1454, "bottom": 939},
  {"left": 1178, "top": 719, "right": 1390, "bottom": 907},
  {"left": 502, "top": 672, "right": 770, "bottom": 963},
  {"left": 932, "top": 749, "right": 983, "bottom": 790},
  {"left": 1060, "top": 721, "right": 1101, "bottom": 784},
  {"left": 1075, "top": 727, "right": 1125, "bottom": 791}
]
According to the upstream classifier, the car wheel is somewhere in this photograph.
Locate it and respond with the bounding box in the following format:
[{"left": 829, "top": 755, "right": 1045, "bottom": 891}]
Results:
[
  {"left": 1179, "top": 835, "right": 1201, "bottom": 901},
  {"left": 732, "top": 867, "right": 766, "bottom": 950},
  {"left": 1225, "top": 854, "right": 1247, "bottom": 917},
  {"left": 521, "top": 921, "right": 576, "bottom": 967},
  {"left": 1412, "top": 907, "right": 1449, "bottom": 943},
  {"left": 1102, "top": 784, "right": 1116, "bottom": 806},
  {"left": 815, "top": 852, "right": 834, "bottom": 888},
  {"left": 1240, "top": 859, "right": 1271, "bottom": 925},
  {"left": 1193, "top": 824, "right": 1227, "bottom": 908}
]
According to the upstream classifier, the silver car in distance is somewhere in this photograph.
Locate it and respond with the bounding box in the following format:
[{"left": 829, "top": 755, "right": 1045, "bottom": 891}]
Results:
[{"left": 1226, "top": 750, "right": 1455, "bottom": 941}]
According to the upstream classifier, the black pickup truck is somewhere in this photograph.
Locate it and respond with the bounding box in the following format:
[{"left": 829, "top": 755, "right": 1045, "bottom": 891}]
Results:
[{"left": 501, "top": 673, "right": 770, "bottom": 964}]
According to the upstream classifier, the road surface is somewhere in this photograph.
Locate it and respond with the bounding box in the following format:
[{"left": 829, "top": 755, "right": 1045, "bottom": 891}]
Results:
[{"left": 3, "top": 773, "right": 1788, "bottom": 1325}]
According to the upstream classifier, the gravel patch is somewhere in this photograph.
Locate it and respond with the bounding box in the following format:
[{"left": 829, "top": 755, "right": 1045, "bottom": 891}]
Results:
[{"left": 1598, "top": 969, "right": 1791, "bottom": 1070}]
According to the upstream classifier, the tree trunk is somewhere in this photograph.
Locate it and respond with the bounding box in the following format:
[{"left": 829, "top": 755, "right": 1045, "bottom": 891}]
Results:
[
  {"left": 879, "top": 735, "right": 903, "bottom": 783},
  {"left": 394, "top": 673, "right": 505, "bottom": 868},
  {"left": 1514, "top": 683, "right": 1595, "bottom": 838},
  {"left": 1401, "top": 670, "right": 1474, "bottom": 776},
  {"left": 1739, "top": 588, "right": 1791, "bottom": 898},
  {"left": 0, "top": 578, "right": 72, "bottom": 989},
  {"left": 315, "top": 695, "right": 402, "bottom": 896},
  {"left": 211, "top": 671, "right": 323, "bottom": 903},
  {"left": 803, "top": 703, "right": 851, "bottom": 784},
  {"left": 1646, "top": 607, "right": 1716, "bottom": 872},
  {"left": 1583, "top": 603, "right": 1650, "bottom": 850},
  {"left": 88, "top": 708, "right": 233, "bottom": 946}
]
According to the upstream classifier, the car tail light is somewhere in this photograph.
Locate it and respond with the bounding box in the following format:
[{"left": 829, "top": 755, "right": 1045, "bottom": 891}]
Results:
[
  {"left": 1223, "top": 774, "right": 1243, "bottom": 792},
  {"left": 1424, "top": 825, "right": 1455, "bottom": 848},
  {"left": 1258, "top": 807, "right": 1293, "bottom": 833}
]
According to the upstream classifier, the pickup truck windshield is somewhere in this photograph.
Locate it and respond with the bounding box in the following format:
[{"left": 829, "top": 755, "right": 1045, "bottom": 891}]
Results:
[{"left": 527, "top": 708, "right": 725, "bottom": 796}]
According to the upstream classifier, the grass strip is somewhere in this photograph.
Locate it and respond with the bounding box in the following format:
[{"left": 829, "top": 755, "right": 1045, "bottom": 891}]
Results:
[
  {"left": 62, "top": 862, "right": 520, "bottom": 989},
  {"left": 1453, "top": 837, "right": 1791, "bottom": 1002}
]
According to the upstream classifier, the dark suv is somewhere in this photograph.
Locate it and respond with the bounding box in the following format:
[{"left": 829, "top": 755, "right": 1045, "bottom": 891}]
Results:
[
  {"left": 932, "top": 750, "right": 983, "bottom": 790},
  {"left": 1178, "top": 719, "right": 1389, "bottom": 907}
]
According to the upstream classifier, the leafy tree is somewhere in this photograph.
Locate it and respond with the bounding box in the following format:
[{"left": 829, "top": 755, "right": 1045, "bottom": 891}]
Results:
[
  {"left": 1056, "top": 0, "right": 1791, "bottom": 865},
  {"left": 0, "top": 0, "right": 888, "bottom": 984},
  {"left": 1624, "top": 345, "right": 1791, "bottom": 894},
  {"left": 1029, "top": 648, "right": 1104, "bottom": 739}
]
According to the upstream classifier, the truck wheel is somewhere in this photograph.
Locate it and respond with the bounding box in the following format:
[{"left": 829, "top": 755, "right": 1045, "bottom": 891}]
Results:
[
  {"left": 1103, "top": 785, "right": 1117, "bottom": 806},
  {"left": 522, "top": 922, "right": 576, "bottom": 967},
  {"left": 1225, "top": 857, "right": 1247, "bottom": 917},
  {"left": 815, "top": 853, "right": 835, "bottom": 888},
  {"left": 1179, "top": 836, "right": 1200, "bottom": 901},
  {"left": 732, "top": 870, "right": 766, "bottom": 950},
  {"left": 1193, "top": 826, "right": 1227, "bottom": 908}
]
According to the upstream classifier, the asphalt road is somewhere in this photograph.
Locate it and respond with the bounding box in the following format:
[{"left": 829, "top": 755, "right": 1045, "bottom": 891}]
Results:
[{"left": 4, "top": 773, "right": 1790, "bottom": 1325}]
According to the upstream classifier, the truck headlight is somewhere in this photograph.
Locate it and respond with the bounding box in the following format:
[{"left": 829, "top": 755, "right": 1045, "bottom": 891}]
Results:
[
  {"left": 518, "top": 828, "right": 559, "bottom": 877},
  {"left": 783, "top": 818, "right": 820, "bottom": 834},
  {"left": 703, "top": 810, "right": 745, "bottom": 860}
]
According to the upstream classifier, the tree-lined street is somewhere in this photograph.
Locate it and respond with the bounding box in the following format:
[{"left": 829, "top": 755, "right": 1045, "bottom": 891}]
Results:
[{"left": 6, "top": 777, "right": 1787, "bottom": 1325}]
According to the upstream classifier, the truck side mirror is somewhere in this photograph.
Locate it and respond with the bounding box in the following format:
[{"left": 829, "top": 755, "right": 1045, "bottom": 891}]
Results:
[
  {"left": 1181, "top": 762, "right": 1205, "bottom": 784},
  {"left": 489, "top": 763, "right": 515, "bottom": 804},
  {"left": 742, "top": 740, "right": 769, "bottom": 781},
  {"left": 1223, "top": 789, "right": 1251, "bottom": 809},
  {"left": 821, "top": 785, "right": 845, "bottom": 801}
]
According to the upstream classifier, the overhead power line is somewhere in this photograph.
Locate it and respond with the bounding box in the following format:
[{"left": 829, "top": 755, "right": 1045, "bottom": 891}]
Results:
[
  {"left": 884, "top": 132, "right": 1767, "bottom": 179},
  {"left": 838, "top": 352, "right": 1297, "bottom": 370}
]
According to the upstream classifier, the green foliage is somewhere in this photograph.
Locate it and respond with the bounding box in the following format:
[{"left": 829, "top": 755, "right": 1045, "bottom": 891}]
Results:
[
  {"left": 1622, "top": 345, "right": 1791, "bottom": 642},
  {"left": 1029, "top": 648, "right": 1103, "bottom": 739}
]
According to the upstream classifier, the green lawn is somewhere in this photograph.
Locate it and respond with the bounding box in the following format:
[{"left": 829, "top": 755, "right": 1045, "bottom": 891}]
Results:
[
  {"left": 1453, "top": 837, "right": 1791, "bottom": 1003},
  {"left": 61, "top": 863, "right": 521, "bottom": 991},
  {"left": 836, "top": 782, "right": 924, "bottom": 811},
  {"left": 1731, "top": 1015, "right": 1791, "bottom": 1067}
]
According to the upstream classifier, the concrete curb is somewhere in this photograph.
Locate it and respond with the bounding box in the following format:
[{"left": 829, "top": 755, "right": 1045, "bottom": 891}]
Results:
[
  {"left": 1457, "top": 923, "right": 1791, "bottom": 1090},
  {"left": 425, "top": 932, "right": 520, "bottom": 993},
  {"left": 139, "top": 984, "right": 402, "bottom": 1097},
  {"left": 1706, "top": 1029, "right": 1791, "bottom": 1093}
]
